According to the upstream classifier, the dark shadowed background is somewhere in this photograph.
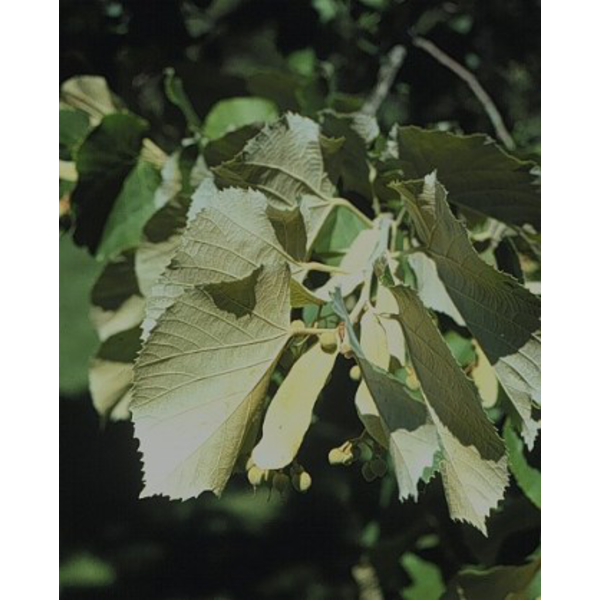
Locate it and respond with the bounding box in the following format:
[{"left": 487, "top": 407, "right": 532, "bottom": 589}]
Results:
[{"left": 60, "top": 1, "right": 540, "bottom": 598}]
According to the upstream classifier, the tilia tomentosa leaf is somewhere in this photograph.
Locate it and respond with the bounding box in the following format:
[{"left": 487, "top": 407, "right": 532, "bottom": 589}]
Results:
[
  {"left": 214, "top": 112, "right": 337, "bottom": 249},
  {"left": 333, "top": 290, "right": 439, "bottom": 503},
  {"left": 387, "top": 284, "right": 509, "bottom": 534},
  {"left": 132, "top": 263, "right": 292, "bottom": 500},
  {"left": 132, "top": 180, "right": 308, "bottom": 499},
  {"left": 391, "top": 174, "right": 541, "bottom": 448},
  {"left": 141, "top": 179, "right": 303, "bottom": 339}
]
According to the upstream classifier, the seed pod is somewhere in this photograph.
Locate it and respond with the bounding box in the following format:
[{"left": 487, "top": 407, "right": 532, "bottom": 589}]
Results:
[
  {"left": 292, "top": 470, "right": 312, "bottom": 493},
  {"left": 247, "top": 465, "right": 267, "bottom": 487},
  {"left": 370, "top": 456, "right": 388, "bottom": 478},
  {"left": 328, "top": 446, "right": 354, "bottom": 466},
  {"left": 349, "top": 365, "right": 362, "bottom": 381},
  {"left": 361, "top": 462, "right": 377, "bottom": 483},
  {"left": 319, "top": 330, "right": 338, "bottom": 353}
]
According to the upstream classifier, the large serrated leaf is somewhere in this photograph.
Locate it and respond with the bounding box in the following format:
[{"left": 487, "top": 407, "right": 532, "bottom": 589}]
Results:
[
  {"left": 132, "top": 264, "right": 292, "bottom": 499},
  {"left": 389, "top": 285, "right": 509, "bottom": 533},
  {"left": 378, "top": 125, "right": 540, "bottom": 229},
  {"left": 393, "top": 174, "right": 541, "bottom": 448},
  {"left": 141, "top": 180, "right": 295, "bottom": 339},
  {"left": 214, "top": 113, "right": 337, "bottom": 246},
  {"left": 333, "top": 291, "right": 439, "bottom": 502}
]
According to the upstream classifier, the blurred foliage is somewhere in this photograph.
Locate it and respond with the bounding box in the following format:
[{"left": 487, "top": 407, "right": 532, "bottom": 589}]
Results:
[{"left": 60, "top": 1, "right": 540, "bottom": 598}]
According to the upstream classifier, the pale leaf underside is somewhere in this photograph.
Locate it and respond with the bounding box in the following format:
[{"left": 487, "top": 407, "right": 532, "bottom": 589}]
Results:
[{"left": 132, "top": 265, "right": 292, "bottom": 500}]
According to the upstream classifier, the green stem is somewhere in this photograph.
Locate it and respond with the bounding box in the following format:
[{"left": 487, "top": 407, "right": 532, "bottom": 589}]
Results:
[
  {"left": 290, "top": 326, "right": 336, "bottom": 337},
  {"left": 301, "top": 261, "right": 349, "bottom": 275}
]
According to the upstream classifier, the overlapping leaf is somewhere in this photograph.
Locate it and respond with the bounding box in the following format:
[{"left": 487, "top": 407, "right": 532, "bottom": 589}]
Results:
[
  {"left": 89, "top": 252, "right": 145, "bottom": 419},
  {"left": 442, "top": 557, "right": 541, "bottom": 599},
  {"left": 377, "top": 125, "right": 540, "bottom": 229},
  {"left": 132, "top": 264, "right": 292, "bottom": 499},
  {"left": 389, "top": 284, "right": 509, "bottom": 533},
  {"left": 71, "top": 113, "right": 149, "bottom": 253},
  {"left": 333, "top": 291, "right": 439, "bottom": 502},
  {"left": 392, "top": 174, "right": 541, "bottom": 448},
  {"left": 141, "top": 180, "right": 299, "bottom": 339},
  {"left": 131, "top": 174, "right": 316, "bottom": 498},
  {"left": 214, "top": 113, "right": 337, "bottom": 246}
]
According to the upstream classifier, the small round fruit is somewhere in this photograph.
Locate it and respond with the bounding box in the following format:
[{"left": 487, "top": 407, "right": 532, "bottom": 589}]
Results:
[
  {"left": 319, "top": 331, "right": 338, "bottom": 353},
  {"left": 370, "top": 456, "right": 388, "bottom": 478},
  {"left": 349, "top": 365, "right": 362, "bottom": 381},
  {"left": 292, "top": 470, "right": 312, "bottom": 493},
  {"left": 361, "top": 462, "right": 377, "bottom": 483},
  {"left": 247, "top": 466, "right": 267, "bottom": 487}
]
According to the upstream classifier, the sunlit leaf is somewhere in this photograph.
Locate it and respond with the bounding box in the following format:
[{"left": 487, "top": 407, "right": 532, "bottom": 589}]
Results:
[
  {"left": 252, "top": 343, "right": 337, "bottom": 469},
  {"left": 132, "top": 264, "right": 292, "bottom": 499},
  {"left": 333, "top": 291, "right": 439, "bottom": 502},
  {"left": 389, "top": 284, "right": 508, "bottom": 533}
]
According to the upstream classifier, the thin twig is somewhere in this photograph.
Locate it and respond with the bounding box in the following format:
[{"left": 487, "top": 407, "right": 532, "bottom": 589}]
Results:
[
  {"left": 413, "top": 36, "right": 516, "bottom": 150},
  {"left": 362, "top": 45, "right": 407, "bottom": 116}
]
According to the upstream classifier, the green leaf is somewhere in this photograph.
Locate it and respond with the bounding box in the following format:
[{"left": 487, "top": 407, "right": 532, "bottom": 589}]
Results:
[
  {"left": 379, "top": 126, "right": 540, "bottom": 228},
  {"left": 213, "top": 113, "right": 338, "bottom": 250},
  {"left": 132, "top": 264, "right": 292, "bottom": 499},
  {"left": 59, "top": 109, "right": 91, "bottom": 160},
  {"left": 311, "top": 203, "right": 368, "bottom": 262},
  {"left": 203, "top": 97, "right": 279, "bottom": 140},
  {"left": 393, "top": 174, "right": 541, "bottom": 448},
  {"left": 313, "top": 224, "right": 382, "bottom": 301},
  {"left": 388, "top": 284, "right": 509, "bottom": 533},
  {"left": 141, "top": 180, "right": 295, "bottom": 339},
  {"left": 442, "top": 558, "right": 541, "bottom": 600},
  {"left": 59, "top": 235, "right": 102, "bottom": 394},
  {"left": 135, "top": 149, "right": 207, "bottom": 297},
  {"left": 401, "top": 553, "right": 445, "bottom": 600},
  {"left": 96, "top": 159, "right": 162, "bottom": 261},
  {"left": 204, "top": 124, "right": 262, "bottom": 168},
  {"left": 71, "top": 113, "right": 149, "bottom": 253},
  {"left": 503, "top": 422, "right": 541, "bottom": 509},
  {"left": 321, "top": 110, "right": 379, "bottom": 198},
  {"left": 164, "top": 68, "right": 202, "bottom": 132},
  {"left": 290, "top": 278, "right": 326, "bottom": 307},
  {"left": 312, "top": 0, "right": 339, "bottom": 23},
  {"left": 333, "top": 291, "right": 439, "bottom": 502},
  {"left": 252, "top": 342, "right": 337, "bottom": 470},
  {"left": 90, "top": 326, "right": 142, "bottom": 421}
]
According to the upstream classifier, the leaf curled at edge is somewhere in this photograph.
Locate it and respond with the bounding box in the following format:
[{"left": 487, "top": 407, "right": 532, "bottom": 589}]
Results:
[
  {"left": 392, "top": 174, "right": 540, "bottom": 449},
  {"left": 333, "top": 290, "right": 439, "bottom": 502},
  {"left": 388, "top": 284, "right": 509, "bottom": 534}
]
